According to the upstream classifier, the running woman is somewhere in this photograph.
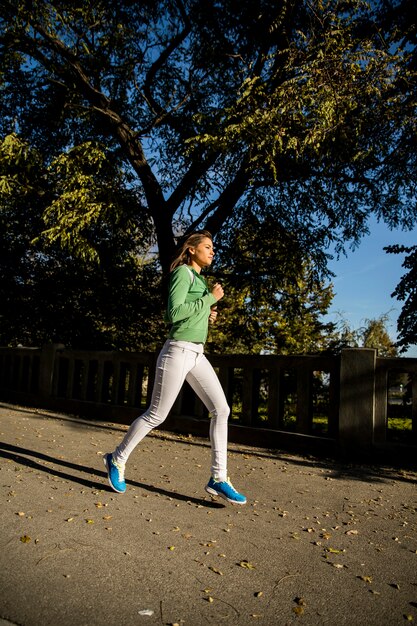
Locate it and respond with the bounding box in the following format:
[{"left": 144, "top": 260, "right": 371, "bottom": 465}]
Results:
[{"left": 103, "top": 230, "right": 246, "bottom": 504}]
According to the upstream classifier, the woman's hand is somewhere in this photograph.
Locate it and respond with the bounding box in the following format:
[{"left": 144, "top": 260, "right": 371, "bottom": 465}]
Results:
[
  {"left": 211, "top": 283, "right": 224, "bottom": 301},
  {"left": 209, "top": 306, "right": 218, "bottom": 324}
]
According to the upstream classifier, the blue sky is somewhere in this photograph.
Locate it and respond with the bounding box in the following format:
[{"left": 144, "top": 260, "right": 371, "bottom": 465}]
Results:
[{"left": 325, "top": 216, "right": 416, "bottom": 357}]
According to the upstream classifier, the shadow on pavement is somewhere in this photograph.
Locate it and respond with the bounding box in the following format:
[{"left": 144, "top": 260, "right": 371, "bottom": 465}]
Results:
[{"left": 0, "top": 441, "right": 225, "bottom": 508}]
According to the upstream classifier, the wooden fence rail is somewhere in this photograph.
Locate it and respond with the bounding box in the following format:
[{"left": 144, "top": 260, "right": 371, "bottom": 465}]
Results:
[{"left": 0, "top": 344, "right": 416, "bottom": 458}]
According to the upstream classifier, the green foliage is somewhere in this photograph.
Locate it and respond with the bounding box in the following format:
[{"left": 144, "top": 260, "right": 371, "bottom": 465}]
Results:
[
  {"left": 361, "top": 316, "right": 398, "bottom": 357},
  {"left": 0, "top": 133, "right": 165, "bottom": 350},
  {"left": 206, "top": 274, "right": 336, "bottom": 355},
  {"left": 0, "top": 0, "right": 416, "bottom": 352},
  {"left": 330, "top": 313, "right": 398, "bottom": 356},
  {"left": 41, "top": 143, "right": 117, "bottom": 262},
  {"left": 187, "top": 6, "right": 402, "bottom": 175},
  {"left": 385, "top": 245, "right": 417, "bottom": 353},
  {"left": 206, "top": 214, "right": 336, "bottom": 354},
  {"left": 39, "top": 141, "right": 151, "bottom": 263}
]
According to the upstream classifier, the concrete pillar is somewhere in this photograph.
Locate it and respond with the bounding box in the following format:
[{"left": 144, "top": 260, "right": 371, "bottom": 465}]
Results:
[{"left": 339, "top": 348, "right": 377, "bottom": 451}]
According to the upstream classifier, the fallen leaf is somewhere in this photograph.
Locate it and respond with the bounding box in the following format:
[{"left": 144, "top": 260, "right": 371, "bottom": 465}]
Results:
[
  {"left": 254, "top": 591, "right": 263, "bottom": 598},
  {"left": 20, "top": 535, "right": 31, "bottom": 543},
  {"left": 326, "top": 548, "right": 345, "bottom": 554},
  {"left": 292, "top": 606, "right": 304, "bottom": 616},
  {"left": 168, "top": 546, "right": 175, "bottom": 551},
  {"left": 85, "top": 519, "right": 94, "bottom": 524},
  {"left": 208, "top": 566, "right": 223, "bottom": 575},
  {"left": 239, "top": 560, "right": 256, "bottom": 569},
  {"left": 358, "top": 576, "right": 373, "bottom": 583}
]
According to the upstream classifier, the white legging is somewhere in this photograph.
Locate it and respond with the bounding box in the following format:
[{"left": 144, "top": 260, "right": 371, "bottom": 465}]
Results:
[{"left": 114, "top": 339, "right": 230, "bottom": 481}]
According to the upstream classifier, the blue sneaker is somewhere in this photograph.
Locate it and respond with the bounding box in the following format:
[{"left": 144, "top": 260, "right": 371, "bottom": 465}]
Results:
[
  {"left": 205, "top": 477, "right": 247, "bottom": 505},
  {"left": 103, "top": 453, "right": 126, "bottom": 493}
]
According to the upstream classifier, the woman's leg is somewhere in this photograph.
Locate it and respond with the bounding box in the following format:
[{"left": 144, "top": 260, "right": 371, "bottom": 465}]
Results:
[
  {"left": 113, "top": 341, "right": 195, "bottom": 465},
  {"left": 185, "top": 354, "right": 230, "bottom": 482}
]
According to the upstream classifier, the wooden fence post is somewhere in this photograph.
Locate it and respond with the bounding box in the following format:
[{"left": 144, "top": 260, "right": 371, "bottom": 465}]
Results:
[
  {"left": 38, "top": 343, "right": 64, "bottom": 399},
  {"left": 339, "top": 348, "right": 377, "bottom": 451}
]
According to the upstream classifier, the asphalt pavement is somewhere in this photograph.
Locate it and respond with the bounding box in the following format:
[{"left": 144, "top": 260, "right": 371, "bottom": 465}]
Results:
[{"left": 0, "top": 402, "right": 416, "bottom": 626}]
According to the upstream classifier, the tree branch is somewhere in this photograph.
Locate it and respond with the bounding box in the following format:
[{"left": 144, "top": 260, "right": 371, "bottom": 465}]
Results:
[
  {"left": 143, "top": 11, "right": 191, "bottom": 119},
  {"left": 201, "top": 160, "right": 250, "bottom": 235},
  {"left": 8, "top": 21, "right": 177, "bottom": 269}
]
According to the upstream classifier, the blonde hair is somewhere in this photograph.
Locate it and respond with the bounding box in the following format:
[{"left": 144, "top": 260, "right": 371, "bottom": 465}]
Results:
[{"left": 170, "top": 230, "right": 213, "bottom": 271}]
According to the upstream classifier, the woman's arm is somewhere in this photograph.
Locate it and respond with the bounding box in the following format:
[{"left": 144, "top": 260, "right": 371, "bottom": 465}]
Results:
[{"left": 166, "top": 266, "right": 217, "bottom": 324}]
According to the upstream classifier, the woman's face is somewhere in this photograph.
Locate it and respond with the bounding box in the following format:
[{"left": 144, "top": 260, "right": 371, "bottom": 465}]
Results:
[{"left": 189, "top": 237, "right": 214, "bottom": 269}]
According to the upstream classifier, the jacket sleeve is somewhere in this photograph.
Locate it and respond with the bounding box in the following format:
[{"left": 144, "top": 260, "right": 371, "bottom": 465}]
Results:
[{"left": 166, "top": 266, "right": 217, "bottom": 323}]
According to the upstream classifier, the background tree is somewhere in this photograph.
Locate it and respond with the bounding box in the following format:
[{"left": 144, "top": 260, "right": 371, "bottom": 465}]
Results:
[
  {"left": 206, "top": 275, "right": 336, "bottom": 355},
  {"left": 361, "top": 316, "right": 398, "bottom": 357},
  {"left": 206, "top": 214, "right": 336, "bottom": 354},
  {"left": 329, "top": 313, "right": 398, "bottom": 356},
  {"left": 385, "top": 245, "right": 417, "bottom": 353},
  {"left": 0, "top": 133, "right": 165, "bottom": 349},
  {"left": 1, "top": 0, "right": 416, "bottom": 350}
]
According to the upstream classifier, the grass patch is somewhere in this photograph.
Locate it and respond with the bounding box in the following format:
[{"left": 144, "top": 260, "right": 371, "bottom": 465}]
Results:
[{"left": 387, "top": 417, "right": 412, "bottom": 431}]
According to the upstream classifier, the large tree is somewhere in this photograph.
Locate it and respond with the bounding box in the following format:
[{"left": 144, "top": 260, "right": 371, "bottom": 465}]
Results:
[{"left": 0, "top": 0, "right": 416, "bottom": 348}]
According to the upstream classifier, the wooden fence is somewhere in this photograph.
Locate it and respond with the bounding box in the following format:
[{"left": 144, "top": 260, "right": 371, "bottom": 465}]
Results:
[{"left": 0, "top": 344, "right": 416, "bottom": 458}]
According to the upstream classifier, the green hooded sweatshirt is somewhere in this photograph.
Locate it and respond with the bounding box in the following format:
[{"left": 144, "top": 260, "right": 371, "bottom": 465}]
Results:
[{"left": 165, "top": 264, "right": 217, "bottom": 344}]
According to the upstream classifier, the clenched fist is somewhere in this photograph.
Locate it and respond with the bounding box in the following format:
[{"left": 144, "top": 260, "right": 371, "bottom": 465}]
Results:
[{"left": 211, "top": 283, "right": 224, "bottom": 301}]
